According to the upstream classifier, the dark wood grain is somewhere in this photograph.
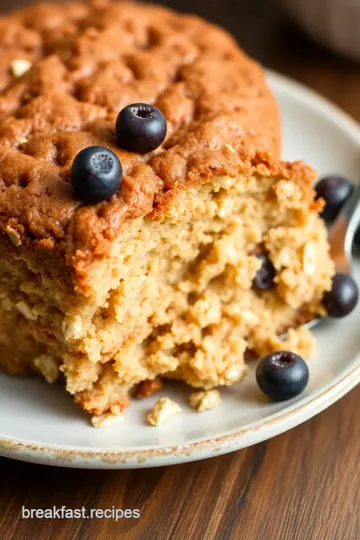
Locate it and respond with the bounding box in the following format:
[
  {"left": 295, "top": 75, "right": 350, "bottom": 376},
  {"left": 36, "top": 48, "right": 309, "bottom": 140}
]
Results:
[{"left": 1, "top": 1, "right": 360, "bottom": 539}]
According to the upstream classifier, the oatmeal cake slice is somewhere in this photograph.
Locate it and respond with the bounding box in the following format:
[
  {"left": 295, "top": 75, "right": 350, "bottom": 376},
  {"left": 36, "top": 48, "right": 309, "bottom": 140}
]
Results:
[{"left": 0, "top": 1, "right": 334, "bottom": 416}]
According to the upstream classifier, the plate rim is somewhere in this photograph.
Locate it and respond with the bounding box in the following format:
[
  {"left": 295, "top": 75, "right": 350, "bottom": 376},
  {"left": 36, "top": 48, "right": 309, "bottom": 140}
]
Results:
[
  {"left": 1, "top": 357, "right": 360, "bottom": 468},
  {"left": 1, "top": 69, "right": 360, "bottom": 469}
]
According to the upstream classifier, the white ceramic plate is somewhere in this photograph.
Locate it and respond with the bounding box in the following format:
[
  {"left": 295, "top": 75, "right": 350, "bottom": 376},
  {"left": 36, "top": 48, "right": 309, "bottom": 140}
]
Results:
[{"left": 1, "top": 71, "right": 360, "bottom": 469}]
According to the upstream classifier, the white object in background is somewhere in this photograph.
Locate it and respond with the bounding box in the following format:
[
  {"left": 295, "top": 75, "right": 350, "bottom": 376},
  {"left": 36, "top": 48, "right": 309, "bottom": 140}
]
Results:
[{"left": 284, "top": 0, "right": 360, "bottom": 62}]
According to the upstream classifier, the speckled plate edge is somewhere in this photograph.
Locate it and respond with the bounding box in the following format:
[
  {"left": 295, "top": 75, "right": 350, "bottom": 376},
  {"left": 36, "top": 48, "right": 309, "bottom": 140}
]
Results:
[{"left": 1, "top": 70, "right": 360, "bottom": 469}]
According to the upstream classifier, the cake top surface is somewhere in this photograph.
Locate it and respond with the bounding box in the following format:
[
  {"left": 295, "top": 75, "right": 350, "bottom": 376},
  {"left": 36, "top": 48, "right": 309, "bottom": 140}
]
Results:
[{"left": 0, "top": 0, "right": 310, "bottom": 290}]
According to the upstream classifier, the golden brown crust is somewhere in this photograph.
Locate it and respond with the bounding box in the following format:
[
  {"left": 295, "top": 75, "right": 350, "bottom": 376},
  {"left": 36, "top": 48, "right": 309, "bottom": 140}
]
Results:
[{"left": 0, "top": 0, "right": 305, "bottom": 294}]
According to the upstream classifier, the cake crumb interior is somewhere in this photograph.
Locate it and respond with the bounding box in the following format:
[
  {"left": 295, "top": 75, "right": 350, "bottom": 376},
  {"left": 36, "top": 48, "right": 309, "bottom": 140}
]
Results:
[{"left": 0, "top": 172, "right": 334, "bottom": 414}]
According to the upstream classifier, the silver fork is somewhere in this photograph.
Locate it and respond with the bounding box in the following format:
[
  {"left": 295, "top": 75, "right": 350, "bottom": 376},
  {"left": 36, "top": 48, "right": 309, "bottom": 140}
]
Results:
[{"left": 308, "top": 184, "right": 360, "bottom": 330}]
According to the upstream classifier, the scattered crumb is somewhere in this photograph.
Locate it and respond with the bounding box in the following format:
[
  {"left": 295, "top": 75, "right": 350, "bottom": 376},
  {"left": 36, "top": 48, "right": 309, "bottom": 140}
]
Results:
[
  {"left": 19, "top": 137, "right": 28, "bottom": 146},
  {"left": 91, "top": 412, "right": 124, "bottom": 428},
  {"left": 34, "top": 355, "right": 59, "bottom": 384},
  {"left": 135, "top": 378, "right": 163, "bottom": 399},
  {"left": 10, "top": 59, "right": 32, "bottom": 77},
  {"left": 189, "top": 389, "right": 221, "bottom": 412},
  {"left": 5, "top": 225, "right": 22, "bottom": 247},
  {"left": 15, "top": 301, "right": 37, "bottom": 321},
  {"left": 147, "top": 397, "right": 181, "bottom": 426}
]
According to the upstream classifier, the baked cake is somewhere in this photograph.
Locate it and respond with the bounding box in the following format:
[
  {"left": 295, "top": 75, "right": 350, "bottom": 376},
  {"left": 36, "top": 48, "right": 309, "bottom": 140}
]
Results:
[{"left": 0, "top": 0, "right": 335, "bottom": 418}]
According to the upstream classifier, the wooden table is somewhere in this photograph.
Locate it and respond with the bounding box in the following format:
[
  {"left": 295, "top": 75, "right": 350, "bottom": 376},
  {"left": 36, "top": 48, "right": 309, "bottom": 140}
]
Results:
[{"left": 1, "top": 1, "right": 360, "bottom": 539}]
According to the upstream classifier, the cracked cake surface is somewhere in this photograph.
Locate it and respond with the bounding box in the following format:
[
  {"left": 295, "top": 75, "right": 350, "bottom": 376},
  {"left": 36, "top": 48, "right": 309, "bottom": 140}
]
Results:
[{"left": 0, "top": 0, "right": 335, "bottom": 417}]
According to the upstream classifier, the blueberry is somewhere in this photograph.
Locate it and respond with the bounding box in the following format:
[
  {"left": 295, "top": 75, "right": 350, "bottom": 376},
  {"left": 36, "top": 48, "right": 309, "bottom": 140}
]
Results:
[
  {"left": 116, "top": 103, "right": 167, "bottom": 154},
  {"left": 256, "top": 351, "right": 309, "bottom": 401},
  {"left": 315, "top": 175, "right": 353, "bottom": 222},
  {"left": 71, "top": 146, "right": 122, "bottom": 204},
  {"left": 253, "top": 254, "right": 276, "bottom": 291},
  {"left": 323, "top": 273, "right": 358, "bottom": 318}
]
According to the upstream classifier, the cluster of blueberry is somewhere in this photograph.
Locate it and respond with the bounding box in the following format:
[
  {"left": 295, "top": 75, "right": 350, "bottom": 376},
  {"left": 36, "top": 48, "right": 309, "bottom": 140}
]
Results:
[
  {"left": 257, "top": 174, "right": 359, "bottom": 402},
  {"left": 254, "top": 175, "right": 358, "bottom": 317},
  {"left": 315, "top": 175, "right": 358, "bottom": 319},
  {"left": 71, "top": 103, "right": 167, "bottom": 203}
]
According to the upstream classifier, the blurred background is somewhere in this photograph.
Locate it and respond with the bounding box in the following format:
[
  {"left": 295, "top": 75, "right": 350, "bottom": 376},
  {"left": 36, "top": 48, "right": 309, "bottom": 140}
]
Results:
[
  {"left": 1, "top": 0, "right": 360, "bottom": 117},
  {"left": 3, "top": 0, "right": 360, "bottom": 72}
]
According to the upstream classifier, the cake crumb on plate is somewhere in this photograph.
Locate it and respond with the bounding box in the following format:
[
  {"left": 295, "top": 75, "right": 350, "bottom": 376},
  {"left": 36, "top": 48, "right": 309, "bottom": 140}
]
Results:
[
  {"left": 147, "top": 398, "right": 181, "bottom": 426},
  {"left": 91, "top": 413, "right": 124, "bottom": 429},
  {"left": 189, "top": 389, "right": 221, "bottom": 412}
]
